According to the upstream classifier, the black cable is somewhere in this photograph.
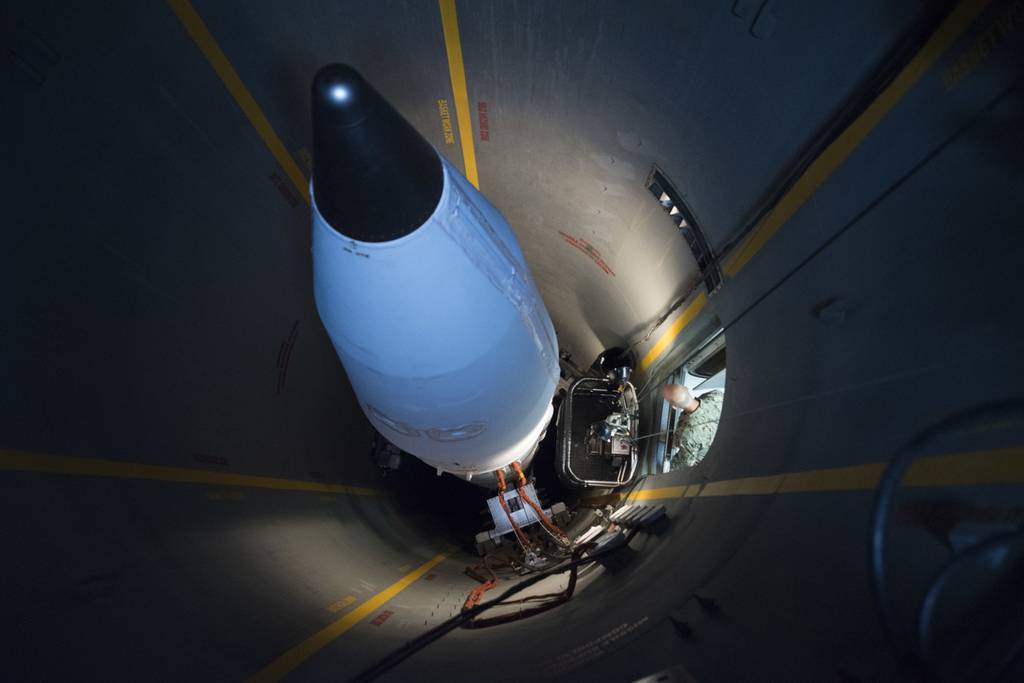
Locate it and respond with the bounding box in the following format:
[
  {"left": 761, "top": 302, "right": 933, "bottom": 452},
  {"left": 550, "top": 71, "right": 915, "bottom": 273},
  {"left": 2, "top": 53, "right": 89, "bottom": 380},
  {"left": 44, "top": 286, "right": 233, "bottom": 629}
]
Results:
[
  {"left": 720, "top": 77, "right": 1021, "bottom": 338},
  {"left": 917, "top": 530, "right": 1024, "bottom": 682},
  {"left": 868, "top": 400, "right": 1024, "bottom": 680},
  {"left": 869, "top": 433, "right": 925, "bottom": 675},
  {"left": 625, "top": 3, "right": 956, "bottom": 382},
  {"left": 349, "top": 526, "right": 642, "bottom": 682},
  {"left": 638, "top": 84, "right": 1021, "bottom": 423},
  {"left": 461, "top": 547, "right": 585, "bottom": 629},
  {"left": 708, "top": 0, "right": 956, "bottom": 269}
]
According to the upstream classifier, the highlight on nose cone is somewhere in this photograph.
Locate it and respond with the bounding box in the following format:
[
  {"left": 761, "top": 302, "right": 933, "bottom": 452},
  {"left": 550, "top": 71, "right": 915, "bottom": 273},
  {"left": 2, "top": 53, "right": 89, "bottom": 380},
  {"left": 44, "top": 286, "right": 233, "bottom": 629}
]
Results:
[{"left": 311, "top": 63, "right": 443, "bottom": 242}]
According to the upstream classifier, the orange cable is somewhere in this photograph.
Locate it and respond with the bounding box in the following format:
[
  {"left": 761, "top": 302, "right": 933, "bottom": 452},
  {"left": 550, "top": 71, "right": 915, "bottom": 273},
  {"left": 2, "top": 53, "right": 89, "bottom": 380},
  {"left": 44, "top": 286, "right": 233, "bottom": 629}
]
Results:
[
  {"left": 510, "top": 462, "right": 570, "bottom": 543},
  {"left": 462, "top": 556, "right": 500, "bottom": 611},
  {"left": 496, "top": 469, "right": 533, "bottom": 550}
]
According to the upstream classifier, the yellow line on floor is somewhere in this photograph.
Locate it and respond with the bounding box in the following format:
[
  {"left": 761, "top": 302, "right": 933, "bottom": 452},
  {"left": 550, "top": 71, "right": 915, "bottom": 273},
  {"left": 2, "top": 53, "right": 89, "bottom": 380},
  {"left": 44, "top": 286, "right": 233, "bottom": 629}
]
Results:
[
  {"left": 0, "top": 449, "right": 385, "bottom": 496},
  {"left": 438, "top": 0, "right": 480, "bottom": 188},
  {"left": 166, "top": 0, "right": 310, "bottom": 204},
  {"left": 638, "top": 0, "right": 991, "bottom": 373},
  {"left": 903, "top": 447, "right": 1024, "bottom": 487},
  {"left": 722, "top": 0, "right": 990, "bottom": 277},
  {"left": 628, "top": 447, "right": 1023, "bottom": 501},
  {"left": 247, "top": 553, "right": 448, "bottom": 683},
  {"left": 629, "top": 485, "right": 687, "bottom": 501},
  {"left": 638, "top": 292, "right": 708, "bottom": 372}
]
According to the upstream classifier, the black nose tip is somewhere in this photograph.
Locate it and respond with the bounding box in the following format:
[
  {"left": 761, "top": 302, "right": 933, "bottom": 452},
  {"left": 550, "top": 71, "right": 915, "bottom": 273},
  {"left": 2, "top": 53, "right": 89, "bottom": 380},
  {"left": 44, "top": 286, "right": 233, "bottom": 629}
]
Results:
[
  {"left": 311, "top": 64, "right": 443, "bottom": 243},
  {"left": 312, "top": 64, "right": 372, "bottom": 128}
]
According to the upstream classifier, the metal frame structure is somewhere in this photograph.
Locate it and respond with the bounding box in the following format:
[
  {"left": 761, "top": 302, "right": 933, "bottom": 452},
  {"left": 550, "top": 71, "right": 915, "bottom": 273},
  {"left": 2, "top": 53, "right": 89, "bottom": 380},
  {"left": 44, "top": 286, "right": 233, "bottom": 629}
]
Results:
[{"left": 557, "top": 376, "right": 639, "bottom": 489}]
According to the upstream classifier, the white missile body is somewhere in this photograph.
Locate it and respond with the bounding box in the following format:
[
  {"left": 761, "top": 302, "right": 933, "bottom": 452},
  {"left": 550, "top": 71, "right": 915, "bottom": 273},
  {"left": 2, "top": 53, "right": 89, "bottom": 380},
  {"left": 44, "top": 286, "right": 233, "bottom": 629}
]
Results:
[{"left": 312, "top": 154, "right": 559, "bottom": 480}]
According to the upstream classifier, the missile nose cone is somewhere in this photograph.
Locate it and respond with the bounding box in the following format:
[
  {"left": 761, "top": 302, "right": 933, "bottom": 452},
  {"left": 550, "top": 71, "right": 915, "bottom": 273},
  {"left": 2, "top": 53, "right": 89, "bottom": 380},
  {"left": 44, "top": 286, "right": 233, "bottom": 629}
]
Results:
[{"left": 311, "top": 64, "right": 443, "bottom": 242}]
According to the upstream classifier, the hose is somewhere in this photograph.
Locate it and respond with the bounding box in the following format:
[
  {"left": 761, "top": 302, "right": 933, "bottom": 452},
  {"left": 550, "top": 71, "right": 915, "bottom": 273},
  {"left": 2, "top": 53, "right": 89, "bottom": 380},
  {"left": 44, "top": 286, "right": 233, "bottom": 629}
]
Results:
[
  {"left": 510, "top": 461, "right": 570, "bottom": 545},
  {"left": 495, "top": 469, "right": 534, "bottom": 552},
  {"left": 351, "top": 526, "right": 642, "bottom": 682}
]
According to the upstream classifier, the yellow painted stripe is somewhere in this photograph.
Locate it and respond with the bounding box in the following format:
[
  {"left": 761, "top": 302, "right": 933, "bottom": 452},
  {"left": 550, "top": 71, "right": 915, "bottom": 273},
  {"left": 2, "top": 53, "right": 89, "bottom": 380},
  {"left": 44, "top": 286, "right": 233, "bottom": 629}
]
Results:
[
  {"left": 722, "top": 0, "right": 990, "bottom": 277},
  {"left": 247, "top": 553, "right": 448, "bottom": 683},
  {"left": 639, "top": 292, "right": 708, "bottom": 372},
  {"left": 703, "top": 474, "right": 785, "bottom": 497},
  {"left": 627, "top": 447, "right": 1023, "bottom": 501},
  {"left": 777, "top": 463, "right": 885, "bottom": 493},
  {"left": 629, "top": 485, "right": 686, "bottom": 501},
  {"left": 904, "top": 448, "right": 1024, "bottom": 487},
  {"left": 0, "top": 449, "right": 385, "bottom": 496},
  {"left": 166, "top": 0, "right": 310, "bottom": 204},
  {"left": 638, "top": 0, "right": 990, "bottom": 374},
  {"left": 438, "top": 0, "right": 480, "bottom": 188}
]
